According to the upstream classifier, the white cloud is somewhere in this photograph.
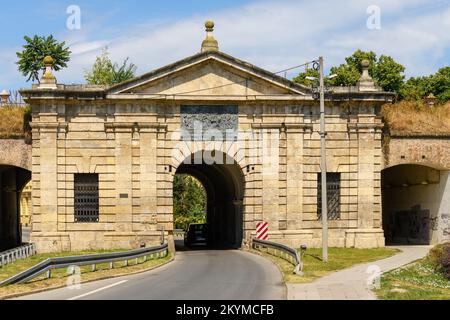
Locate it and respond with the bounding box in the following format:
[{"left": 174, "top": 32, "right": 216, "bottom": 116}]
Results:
[
  {"left": 70, "top": 41, "right": 110, "bottom": 55},
  {"left": 0, "top": 46, "right": 23, "bottom": 89},
  {"left": 325, "top": 4, "right": 450, "bottom": 76},
  {"left": 3, "top": 0, "right": 450, "bottom": 89}
]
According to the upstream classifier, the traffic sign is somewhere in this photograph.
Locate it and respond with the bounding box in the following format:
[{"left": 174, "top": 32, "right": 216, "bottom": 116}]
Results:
[{"left": 256, "top": 222, "right": 269, "bottom": 240}]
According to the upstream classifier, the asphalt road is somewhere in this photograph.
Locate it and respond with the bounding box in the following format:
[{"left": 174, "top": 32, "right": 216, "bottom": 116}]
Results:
[{"left": 15, "top": 245, "right": 286, "bottom": 300}]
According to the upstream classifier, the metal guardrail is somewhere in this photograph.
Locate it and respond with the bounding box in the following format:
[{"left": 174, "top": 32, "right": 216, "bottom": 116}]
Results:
[
  {"left": 252, "top": 238, "right": 306, "bottom": 275},
  {"left": 0, "top": 244, "right": 37, "bottom": 268},
  {"left": 0, "top": 243, "right": 168, "bottom": 287}
]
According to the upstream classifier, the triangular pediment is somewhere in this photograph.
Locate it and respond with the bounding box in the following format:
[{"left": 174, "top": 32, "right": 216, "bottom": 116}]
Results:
[{"left": 108, "top": 52, "right": 308, "bottom": 96}]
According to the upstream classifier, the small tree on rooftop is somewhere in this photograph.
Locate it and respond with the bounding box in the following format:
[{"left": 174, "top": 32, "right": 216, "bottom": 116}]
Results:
[
  {"left": 16, "top": 35, "right": 71, "bottom": 83},
  {"left": 84, "top": 47, "right": 137, "bottom": 85}
]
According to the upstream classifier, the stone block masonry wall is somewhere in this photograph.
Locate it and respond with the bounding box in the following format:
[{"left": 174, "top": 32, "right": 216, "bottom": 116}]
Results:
[
  {"left": 29, "top": 101, "right": 386, "bottom": 252},
  {"left": 385, "top": 137, "right": 450, "bottom": 171},
  {"left": 30, "top": 104, "right": 163, "bottom": 252},
  {"left": 273, "top": 104, "right": 385, "bottom": 249},
  {"left": 0, "top": 139, "right": 32, "bottom": 170}
]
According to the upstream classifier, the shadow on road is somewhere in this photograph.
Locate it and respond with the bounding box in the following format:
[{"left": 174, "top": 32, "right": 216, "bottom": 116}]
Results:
[{"left": 174, "top": 239, "right": 239, "bottom": 252}]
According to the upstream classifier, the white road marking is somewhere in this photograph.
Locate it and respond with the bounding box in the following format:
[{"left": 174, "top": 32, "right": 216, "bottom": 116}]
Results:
[{"left": 67, "top": 280, "right": 128, "bottom": 300}]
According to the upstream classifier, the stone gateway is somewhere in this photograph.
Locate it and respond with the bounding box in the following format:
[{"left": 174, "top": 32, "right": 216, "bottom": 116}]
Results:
[{"left": 22, "top": 22, "right": 400, "bottom": 253}]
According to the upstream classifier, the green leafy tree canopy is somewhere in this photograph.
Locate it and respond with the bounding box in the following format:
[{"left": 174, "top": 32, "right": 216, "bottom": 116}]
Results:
[
  {"left": 16, "top": 35, "right": 71, "bottom": 83},
  {"left": 173, "top": 174, "right": 207, "bottom": 231},
  {"left": 293, "top": 50, "right": 405, "bottom": 93},
  {"left": 292, "top": 68, "right": 321, "bottom": 87},
  {"left": 84, "top": 47, "right": 137, "bottom": 85},
  {"left": 400, "top": 66, "right": 450, "bottom": 102}
]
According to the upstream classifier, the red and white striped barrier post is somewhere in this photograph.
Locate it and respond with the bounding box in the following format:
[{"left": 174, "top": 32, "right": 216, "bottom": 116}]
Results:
[{"left": 256, "top": 222, "right": 269, "bottom": 240}]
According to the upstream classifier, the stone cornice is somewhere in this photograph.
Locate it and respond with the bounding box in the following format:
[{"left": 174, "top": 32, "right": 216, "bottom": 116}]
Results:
[
  {"left": 30, "top": 122, "right": 68, "bottom": 133},
  {"left": 284, "top": 123, "right": 314, "bottom": 133},
  {"left": 20, "top": 87, "right": 105, "bottom": 101},
  {"left": 388, "top": 131, "right": 450, "bottom": 139},
  {"left": 104, "top": 122, "right": 168, "bottom": 133},
  {"left": 348, "top": 123, "right": 384, "bottom": 133},
  {"left": 251, "top": 123, "right": 313, "bottom": 132},
  {"left": 20, "top": 91, "right": 394, "bottom": 104}
]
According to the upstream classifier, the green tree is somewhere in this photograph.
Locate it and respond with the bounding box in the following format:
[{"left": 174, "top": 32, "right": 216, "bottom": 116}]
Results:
[
  {"left": 400, "top": 67, "right": 450, "bottom": 102},
  {"left": 16, "top": 35, "right": 71, "bottom": 83},
  {"left": 329, "top": 63, "right": 361, "bottom": 86},
  {"left": 430, "top": 67, "right": 450, "bottom": 102},
  {"left": 292, "top": 68, "right": 320, "bottom": 87},
  {"left": 399, "top": 76, "right": 430, "bottom": 101},
  {"left": 112, "top": 57, "right": 137, "bottom": 84},
  {"left": 84, "top": 47, "right": 137, "bottom": 85},
  {"left": 293, "top": 50, "right": 405, "bottom": 93},
  {"left": 173, "top": 175, "right": 207, "bottom": 231},
  {"left": 342, "top": 49, "right": 377, "bottom": 73},
  {"left": 373, "top": 55, "right": 406, "bottom": 93}
]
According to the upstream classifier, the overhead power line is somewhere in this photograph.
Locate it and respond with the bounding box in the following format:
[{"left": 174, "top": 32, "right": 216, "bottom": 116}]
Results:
[
  {"left": 273, "top": 60, "right": 318, "bottom": 75},
  {"left": 167, "top": 59, "right": 318, "bottom": 96}
]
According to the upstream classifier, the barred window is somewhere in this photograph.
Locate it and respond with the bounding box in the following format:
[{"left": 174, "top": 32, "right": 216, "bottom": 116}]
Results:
[
  {"left": 317, "top": 173, "right": 341, "bottom": 220},
  {"left": 74, "top": 174, "right": 99, "bottom": 223}
]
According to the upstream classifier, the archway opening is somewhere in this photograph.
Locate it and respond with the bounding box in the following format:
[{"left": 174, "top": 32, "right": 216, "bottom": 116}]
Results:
[
  {"left": 174, "top": 151, "right": 245, "bottom": 249},
  {"left": 0, "top": 165, "right": 31, "bottom": 251},
  {"left": 382, "top": 164, "right": 449, "bottom": 245}
]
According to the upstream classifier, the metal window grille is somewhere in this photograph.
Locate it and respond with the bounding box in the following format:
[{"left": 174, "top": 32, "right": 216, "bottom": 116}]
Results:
[
  {"left": 317, "top": 173, "right": 341, "bottom": 220},
  {"left": 74, "top": 174, "right": 99, "bottom": 223}
]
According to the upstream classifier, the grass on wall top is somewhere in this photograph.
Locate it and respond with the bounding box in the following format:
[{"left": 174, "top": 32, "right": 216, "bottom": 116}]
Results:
[
  {"left": 382, "top": 101, "right": 450, "bottom": 136},
  {"left": 0, "top": 105, "right": 31, "bottom": 139}
]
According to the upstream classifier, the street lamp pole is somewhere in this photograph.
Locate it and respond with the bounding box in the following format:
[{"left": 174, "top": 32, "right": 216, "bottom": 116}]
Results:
[{"left": 319, "top": 56, "right": 329, "bottom": 263}]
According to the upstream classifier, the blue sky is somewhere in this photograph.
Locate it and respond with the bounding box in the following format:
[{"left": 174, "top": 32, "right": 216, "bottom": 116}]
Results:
[{"left": 1, "top": 0, "right": 450, "bottom": 91}]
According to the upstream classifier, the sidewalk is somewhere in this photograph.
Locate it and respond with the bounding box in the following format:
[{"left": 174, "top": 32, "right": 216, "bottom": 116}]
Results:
[{"left": 287, "top": 246, "right": 431, "bottom": 300}]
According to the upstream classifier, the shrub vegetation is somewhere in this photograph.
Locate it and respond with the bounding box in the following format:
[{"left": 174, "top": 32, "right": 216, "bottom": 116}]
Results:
[
  {"left": 381, "top": 101, "right": 450, "bottom": 136},
  {"left": 0, "top": 105, "right": 31, "bottom": 139}
]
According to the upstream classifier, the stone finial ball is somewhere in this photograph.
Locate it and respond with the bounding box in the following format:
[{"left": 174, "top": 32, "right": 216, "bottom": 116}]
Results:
[
  {"left": 43, "top": 56, "right": 54, "bottom": 65},
  {"left": 361, "top": 59, "right": 370, "bottom": 68},
  {"left": 205, "top": 20, "right": 215, "bottom": 30}
]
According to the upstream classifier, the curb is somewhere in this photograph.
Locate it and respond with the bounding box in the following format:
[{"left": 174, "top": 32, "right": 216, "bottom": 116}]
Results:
[{"left": 0, "top": 254, "right": 175, "bottom": 300}]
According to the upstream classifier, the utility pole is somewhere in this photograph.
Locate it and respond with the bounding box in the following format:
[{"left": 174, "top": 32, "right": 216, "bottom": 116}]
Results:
[{"left": 319, "top": 56, "right": 329, "bottom": 263}]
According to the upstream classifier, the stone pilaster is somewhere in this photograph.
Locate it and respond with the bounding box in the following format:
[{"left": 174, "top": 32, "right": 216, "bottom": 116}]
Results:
[
  {"left": 156, "top": 123, "right": 172, "bottom": 232},
  {"left": 356, "top": 123, "right": 375, "bottom": 229},
  {"left": 137, "top": 125, "right": 159, "bottom": 231},
  {"left": 114, "top": 127, "right": 133, "bottom": 232},
  {"left": 279, "top": 127, "right": 287, "bottom": 229},
  {"left": 261, "top": 127, "right": 280, "bottom": 231},
  {"left": 30, "top": 120, "right": 41, "bottom": 232},
  {"left": 56, "top": 118, "right": 68, "bottom": 232},
  {"left": 36, "top": 122, "right": 59, "bottom": 233},
  {"left": 286, "top": 124, "right": 306, "bottom": 230}
]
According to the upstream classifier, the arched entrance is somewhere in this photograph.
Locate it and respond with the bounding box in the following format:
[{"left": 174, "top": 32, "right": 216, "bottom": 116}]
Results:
[
  {"left": 175, "top": 151, "right": 245, "bottom": 248},
  {"left": 382, "top": 164, "right": 450, "bottom": 245},
  {"left": 0, "top": 164, "right": 31, "bottom": 251}
]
